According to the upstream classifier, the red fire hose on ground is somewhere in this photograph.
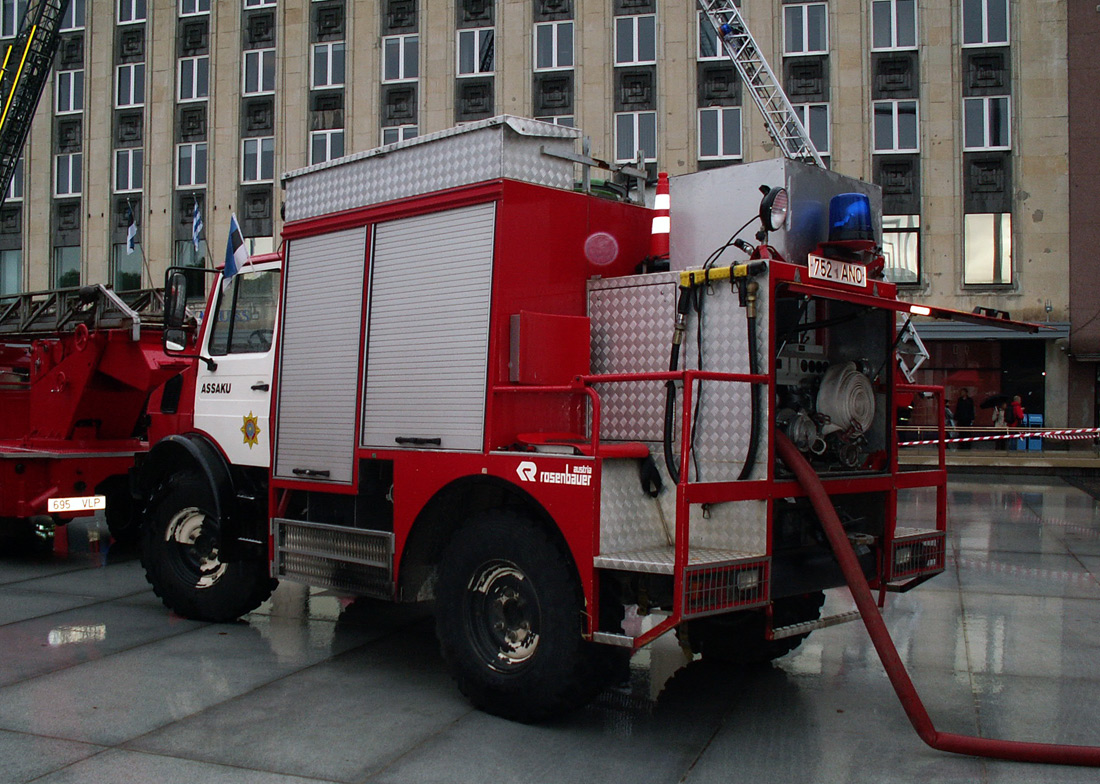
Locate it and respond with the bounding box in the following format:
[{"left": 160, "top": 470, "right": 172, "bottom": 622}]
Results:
[{"left": 775, "top": 431, "right": 1100, "bottom": 767}]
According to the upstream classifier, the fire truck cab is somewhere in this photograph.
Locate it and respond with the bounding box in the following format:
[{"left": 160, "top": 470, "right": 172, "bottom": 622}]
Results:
[{"left": 143, "top": 117, "right": 948, "bottom": 722}]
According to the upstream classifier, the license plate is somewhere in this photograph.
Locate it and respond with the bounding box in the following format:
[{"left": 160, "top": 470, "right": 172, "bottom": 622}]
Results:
[
  {"left": 48, "top": 495, "right": 107, "bottom": 513},
  {"left": 808, "top": 254, "right": 867, "bottom": 288}
]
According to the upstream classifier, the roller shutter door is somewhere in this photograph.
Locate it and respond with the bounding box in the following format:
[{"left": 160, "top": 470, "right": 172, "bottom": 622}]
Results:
[
  {"left": 361, "top": 202, "right": 496, "bottom": 451},
  {"left": 274, "top": 226, "right": 368, "bottom": 484}
]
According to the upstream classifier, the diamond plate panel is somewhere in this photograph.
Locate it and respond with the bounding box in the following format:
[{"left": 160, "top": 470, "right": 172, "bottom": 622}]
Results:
[
  {"left": 589, "top": 273, "right": 677, "bottom": 442},
  {"left": 588, "top": 270, "right": 770, "bottom": 483},
  {"left": 283, "top": 116, "right": 580, "bottom": 222},
  {"left": 598, "top": 458, "right": 767, "bottom": 555}
]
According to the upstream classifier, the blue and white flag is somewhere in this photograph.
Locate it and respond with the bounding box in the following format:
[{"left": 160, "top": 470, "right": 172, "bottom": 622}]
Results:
[
  {"left": 192, "top": 201, "right": 204, "bottom": 252},
  {"left": 223, "top": 213, "right": 248, "bottom": 290},
  {"left": 125, "top": 202, "right": 137, "bottom": 255}
]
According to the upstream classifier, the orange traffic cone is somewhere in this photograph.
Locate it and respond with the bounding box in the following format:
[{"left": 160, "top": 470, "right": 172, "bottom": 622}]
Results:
[{"left": 650, "top": 172, "right": 670, "bottom": 260}]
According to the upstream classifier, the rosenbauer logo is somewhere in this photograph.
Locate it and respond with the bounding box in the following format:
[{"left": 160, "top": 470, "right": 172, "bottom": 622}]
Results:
[{"left": 515, "top": 460, "right": 592, "bottom": 487}]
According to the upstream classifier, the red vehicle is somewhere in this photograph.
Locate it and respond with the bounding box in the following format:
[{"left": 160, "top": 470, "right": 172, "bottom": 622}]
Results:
[
  {"left": 138, "top": 117, "right": 956, "bottom": 720},
  {"left": 0, "top": 286, "right": 189, "bottom": 543}
]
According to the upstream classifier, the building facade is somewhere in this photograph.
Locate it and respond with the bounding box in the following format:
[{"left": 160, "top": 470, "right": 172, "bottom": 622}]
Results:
[{"left": 0, "top": 0, "right": 1076, "bottom": 426}]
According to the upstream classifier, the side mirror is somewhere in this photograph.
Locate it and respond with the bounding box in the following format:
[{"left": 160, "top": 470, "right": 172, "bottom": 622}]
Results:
[{"left": 165, "top": 271, "right": 189, "bottom": 331}]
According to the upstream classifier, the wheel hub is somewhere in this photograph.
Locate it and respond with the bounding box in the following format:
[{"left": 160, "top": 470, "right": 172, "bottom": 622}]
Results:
[
  {"left": 469, "top": 562, "right": 540, "bottom": 669},
  {"left": 165, "top": 507, "right": 227, "bottom": 589}
]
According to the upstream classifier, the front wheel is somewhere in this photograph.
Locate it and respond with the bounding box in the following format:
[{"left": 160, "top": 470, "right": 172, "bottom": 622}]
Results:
[
  {"left": 435, "top": 510, "right": 605, "bottom": 722},
  {"left": 140, "top": 471, "right": 275, "bottom": 622}
]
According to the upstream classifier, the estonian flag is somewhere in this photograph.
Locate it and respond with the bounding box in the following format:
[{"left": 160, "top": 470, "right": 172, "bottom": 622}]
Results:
[
  {"left": 223, "top": 213, "right": 249, "bottom": 291},
  {"left": 192, "top": 201, "right": 204, "bottom": 252},
  {"left": 125, "top": 202, "right": 137, "bottom": 255}
]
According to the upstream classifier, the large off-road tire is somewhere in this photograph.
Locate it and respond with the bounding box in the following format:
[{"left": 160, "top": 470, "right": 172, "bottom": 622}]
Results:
[
  {"left": 679, "top": 591, "right": 826, "bottom": 665},
  {"left": 435, "top": 510, "right": 605, "bottom": 722},
  {"left": 140, "top": 471, "right": 275, "bottom": 622}
]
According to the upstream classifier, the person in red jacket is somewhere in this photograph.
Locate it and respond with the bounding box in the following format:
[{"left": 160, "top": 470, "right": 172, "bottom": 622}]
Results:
[{"left": 1008, "top": 395, "right": 1026, "bottom": 428}]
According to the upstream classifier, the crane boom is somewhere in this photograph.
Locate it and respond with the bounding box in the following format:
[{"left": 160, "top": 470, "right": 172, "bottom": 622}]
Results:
[
  {"left": 697, "top": 0, "right": 825, "bottom": 167},
  {"left": 0, "top": 0, "right": 70, "bottom": 208}
]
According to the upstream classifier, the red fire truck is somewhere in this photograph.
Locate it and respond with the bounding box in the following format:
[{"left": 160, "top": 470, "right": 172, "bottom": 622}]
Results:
[
  {"left": 0, "top": 286, "right": 189, "bottom": 543},
  {"left": 137, "top": 116, "right": 974, "bottom": 721}
]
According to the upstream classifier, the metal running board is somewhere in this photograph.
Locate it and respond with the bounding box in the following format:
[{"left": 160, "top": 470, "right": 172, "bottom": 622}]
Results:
[
  {"left": 696, "top": 0, "right": 824, "bottom": 167},
  {"left": 771, "top": 609, "right": 862, "bottom": 640},
  {"left": 595, "top": 546, "right": 764, "bottom": 575}
]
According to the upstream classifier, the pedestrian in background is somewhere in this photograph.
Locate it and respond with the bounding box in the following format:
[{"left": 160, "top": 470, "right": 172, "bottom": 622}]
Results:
[
  {"left": 955, "top": 389, "right": 975, "bottom": 449},
  {"left": 993, "top": 402, "right": 1007, "bottom": 450}
]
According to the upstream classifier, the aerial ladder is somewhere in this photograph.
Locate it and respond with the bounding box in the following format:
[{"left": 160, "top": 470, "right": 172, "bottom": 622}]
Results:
[
  {"left": 0, "top": 0, "right": 70, "bottom": 207},
  {"left": 697, "top": 0, "right": 825, "bottom": 168}
]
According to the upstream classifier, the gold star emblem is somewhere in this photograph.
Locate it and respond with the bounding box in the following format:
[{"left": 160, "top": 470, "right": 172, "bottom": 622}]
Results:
[{"left": 241, "top": 412, "right": 261, "bottom": 449}]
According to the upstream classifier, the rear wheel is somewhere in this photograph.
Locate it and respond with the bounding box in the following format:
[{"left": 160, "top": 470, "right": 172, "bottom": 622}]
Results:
[
  {"left": 140, "top": 471, "right": 274, "bottom": 622},
  {"left": 679, "top": 591, "right": 826, "bottom": 664},
  {"left": 435, "top": 510, "right": 604, "bottom": 722}
]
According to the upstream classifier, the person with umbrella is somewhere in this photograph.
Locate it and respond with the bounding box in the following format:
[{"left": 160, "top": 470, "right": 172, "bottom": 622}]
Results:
[{"left": 981, "top": 394, "right": 1010, "bottom": 449}]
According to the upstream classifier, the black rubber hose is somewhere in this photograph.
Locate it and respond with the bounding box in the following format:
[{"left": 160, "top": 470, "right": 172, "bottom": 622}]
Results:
[
  {"left": 737, "top": 287, "right": 760, "bottom": 481},
  {"left": 663, "top": 287, "right": 694, "bottom": 484}
]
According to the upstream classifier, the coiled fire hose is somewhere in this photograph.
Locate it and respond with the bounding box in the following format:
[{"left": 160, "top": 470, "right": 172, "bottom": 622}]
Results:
[{"left": 776, "top": 431, "right": 1100, "bottom": 767}]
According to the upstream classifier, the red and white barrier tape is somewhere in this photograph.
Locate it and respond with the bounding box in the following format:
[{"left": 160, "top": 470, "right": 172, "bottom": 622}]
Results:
[{"left": 900, "top": 427, "right": 1100, "bottom": 447}]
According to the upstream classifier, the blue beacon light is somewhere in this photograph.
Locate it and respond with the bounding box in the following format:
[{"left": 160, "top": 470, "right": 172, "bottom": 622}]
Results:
[{"left": 828, "top": 193, "right": 874, "bottom": 243}]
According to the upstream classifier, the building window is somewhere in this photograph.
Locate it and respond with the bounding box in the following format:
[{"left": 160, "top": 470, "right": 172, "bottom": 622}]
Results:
[
  {"left": 180, "top": 0, "right": 210, "bottom": 15},
  {"left": 245, "top": 0, "right": 277, "bottom": 7},
  {"left": 698, "top": 106, "right": 742, "bottom": 160},
  {"left": 872, "top": 0, "right": 916, "bottom": 50},
  {"left": 881, "top": 214, "right": 920, "bottom": 285},
  {"left": 310, "top": 129, "right": 344, "bottom": 165},
  {"left": 792, "top": 102, "right": 831, "bottom": 156},
  {"left": 53, "top": 246, "right": 80, "bottom": 288},
  {"left": 243, "top": 48, "right": 276, "bottom": 95},
  {"left": 114, "top": 148, "right": 143, "bottom": 193},
  {"left": 535, "top": 116, "right": 574, "bottom": 127},
  {"left": 382, "top": 125, "right": 418, "bottom": 145},
  {"left": 962, "top": 0, "right": 1008, "bottom": 47},
  {"left": 61, "top": 0, "right": 86, "bottom": 31},
  {"left": 242, "top": 136, "right": 274, "bottom": 183},
  {"left": 54, "top": 152, "right": 82, "bottom": 197},
  {"left": 614, "top": 111, "right": 657, "bottom": 163},
  {"left": 175, "top": 238, "right": 208, "bottom": 271},
  {"left": 112, "top": 243, "right": 142, "bottom": 292},
  {"left": 698, "top": 12, "right": 723, "bottom": 61},
  {"left": 535, "top": 21, "right": 573, "bottom": 71},
  {"left": 1, "top": 1, "right": 27, "bottom": 38},
  {"left": 0, "top": 248, "right": 20, "bottom": 295},
  {"left": 615, "top": 14, "right": 656, "bottom": 66},
  {"left": 55, "top": 70, "right": 83, "bottom": 114},
  {"left": 177, "top": 142, "right": 207, "bottom": 187},
  {"left": 178, "top": 56, "right": 209, "bottom": 102},
  {"left": 312, "top": 42, "right": 345, "bottom": 89},
  {"left": 118, "top": 0, "right": 146, "bottom": 25},
  {"left": 383, "top": 34, "right": 418, "bottom": 82},
  {"left": 964, "top": 212, "right": 1012, "bottom": 285},
  {"left": 457, "top": 27, "right": 494, "bottom": 76},
  {"left": 116, "top": 63, "right": 145, "bottom": 108},
  {"left": 5, "top": 154, "right": 21, "bottom": 201},
  {"left": 964, "top": 96, "right": 1010, "bottom": 151},
  {"left": 784, "top": 3, "right": 828, "bottom": 55},
  {"left": 873, "top": 99, "right": 918, "bottom": 153}
]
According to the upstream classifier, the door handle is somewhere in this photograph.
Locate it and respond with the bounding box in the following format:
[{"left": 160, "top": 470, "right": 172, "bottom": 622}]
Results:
[{"left": 251, "top": 381, "right": 270, "bottom": 391}]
